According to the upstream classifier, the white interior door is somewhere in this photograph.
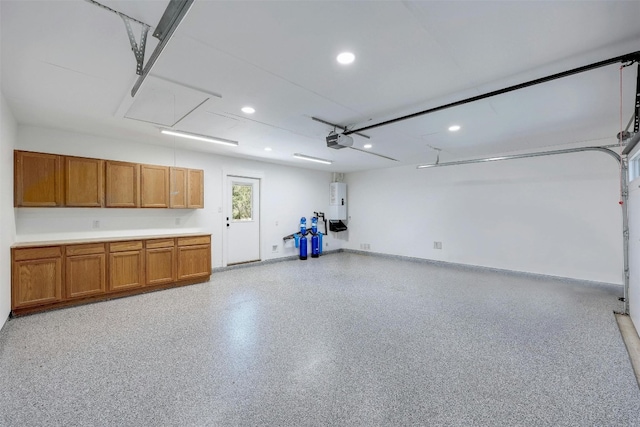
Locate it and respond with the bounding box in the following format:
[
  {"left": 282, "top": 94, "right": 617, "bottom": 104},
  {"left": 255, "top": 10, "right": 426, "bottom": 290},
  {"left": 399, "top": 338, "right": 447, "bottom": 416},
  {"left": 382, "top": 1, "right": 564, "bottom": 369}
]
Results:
[{"left": 226, "top": 176, "right": 260, "bottom": 265}]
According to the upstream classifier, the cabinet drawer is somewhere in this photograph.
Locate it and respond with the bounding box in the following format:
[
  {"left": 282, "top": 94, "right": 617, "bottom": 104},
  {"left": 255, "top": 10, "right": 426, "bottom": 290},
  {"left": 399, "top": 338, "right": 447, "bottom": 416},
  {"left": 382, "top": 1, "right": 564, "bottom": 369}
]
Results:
[
  {"left": 65, "top": 243, "right": 106, "bottom": 256},
  {"left": 13, "top": 246, "right": 62, "bottom": 261},
  {"left": 177, "top": 236, "right": 210, "bottom": 246},
  {"left": 146, "top": 238, "right": 175, "bottom": 249},
  {"left": 109, "top": 241, "right": 143, "bottom": 252}
]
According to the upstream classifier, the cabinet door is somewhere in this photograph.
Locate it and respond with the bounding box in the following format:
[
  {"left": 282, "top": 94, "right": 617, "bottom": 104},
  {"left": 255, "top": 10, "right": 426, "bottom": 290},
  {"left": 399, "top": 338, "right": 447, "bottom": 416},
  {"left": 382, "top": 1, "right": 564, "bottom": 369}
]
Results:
[
  {"left": 177, "top": 244, "right": 211, "bottom": 280},
  {"left": 12, "top": 257, "right": 63, "bottom": 308},
  {"left": 109, "top": 250, "right": 145, "bottom": 291},
  {"left": 169, "top": 167, "right": 187, "bottom": 208},
  {"left": 66, "top": 253, "right": 107, "bottom": 299},
  {"left": 65, "top": 156, "right": 104, "bottom": 207},
  {"left": 141, "top": 164, "right": 169, "bottom": 208},
  {"left": 106, "top": 161, "right": 139, "bottom": 208},
  {"left": 187, "top": 169, "right": 204, "bottom": 208},
  {"left": 14, "top": 151, "right": 64, "bottom": 207},
  {"left": 146, "top": 247, "right": 176, "bottom": 285}
]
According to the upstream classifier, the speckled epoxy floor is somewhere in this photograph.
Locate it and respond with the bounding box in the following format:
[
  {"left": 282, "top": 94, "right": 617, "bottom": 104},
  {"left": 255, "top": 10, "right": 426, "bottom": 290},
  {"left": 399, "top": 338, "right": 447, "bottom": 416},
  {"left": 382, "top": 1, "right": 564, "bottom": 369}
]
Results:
[{"left": 1, "top": 252, "right": 639, "bottom": 426}]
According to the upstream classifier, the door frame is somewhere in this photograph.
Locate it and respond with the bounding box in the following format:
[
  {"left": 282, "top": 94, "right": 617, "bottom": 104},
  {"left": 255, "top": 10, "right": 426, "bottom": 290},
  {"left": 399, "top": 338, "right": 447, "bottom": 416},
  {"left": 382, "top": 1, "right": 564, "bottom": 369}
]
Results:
[{"left": 222, "top": 168, "right": 264, "bottom": 267}]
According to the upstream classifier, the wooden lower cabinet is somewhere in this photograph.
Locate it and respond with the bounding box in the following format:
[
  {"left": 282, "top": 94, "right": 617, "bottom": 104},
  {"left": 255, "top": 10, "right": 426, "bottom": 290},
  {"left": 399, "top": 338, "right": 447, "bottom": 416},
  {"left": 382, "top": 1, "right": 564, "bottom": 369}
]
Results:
[
  {"left": 177, "top": 246, "right": 211, "bottom": 280},
  {"left": 66, "top": 244, "right": 107, "bottom": 299},
  {"left": 11, "top": 235, "right": 211, "bottom": 315},
  {"left": 146, "top": 239, "right": 176, "bottom": 285},
  {"left": 12, "top": 247, "right": 63, "bottom": 308},
  {"left": 177, "top": 235, "right": 211, "bottom": 280},
  {"left": 109, "top": 242, "right": 145, "bottom": 292}
]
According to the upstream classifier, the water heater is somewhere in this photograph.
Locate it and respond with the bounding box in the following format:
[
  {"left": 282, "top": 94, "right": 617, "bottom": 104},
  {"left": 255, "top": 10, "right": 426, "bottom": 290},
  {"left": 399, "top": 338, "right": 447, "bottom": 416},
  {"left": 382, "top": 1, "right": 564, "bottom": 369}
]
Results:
[{"left": 329, "top": 182, "right": 347, "bottom": 220}]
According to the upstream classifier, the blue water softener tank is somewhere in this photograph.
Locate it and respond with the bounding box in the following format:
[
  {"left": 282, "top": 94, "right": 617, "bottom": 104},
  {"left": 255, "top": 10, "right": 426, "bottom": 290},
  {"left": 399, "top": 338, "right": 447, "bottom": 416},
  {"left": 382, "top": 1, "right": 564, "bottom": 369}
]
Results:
[
  {"left": 299, "top": 217, "right": 307, "bottom": 260},
  {"left": 311, "top": 217, "right": 319, "bottom": 258}
]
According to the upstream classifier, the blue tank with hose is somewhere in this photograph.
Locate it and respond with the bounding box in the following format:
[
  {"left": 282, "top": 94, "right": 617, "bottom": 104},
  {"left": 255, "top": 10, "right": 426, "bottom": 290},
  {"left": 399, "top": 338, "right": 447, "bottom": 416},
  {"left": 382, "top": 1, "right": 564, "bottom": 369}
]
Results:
[
  {"left": 311, "top": 217, "right": 320, "bottom": 258},
  {"left": 281, "top": 213, "right": 327, "bottom": 260},
  {"left": 299, "top": 217, "right": 307, "bottom": 260}
]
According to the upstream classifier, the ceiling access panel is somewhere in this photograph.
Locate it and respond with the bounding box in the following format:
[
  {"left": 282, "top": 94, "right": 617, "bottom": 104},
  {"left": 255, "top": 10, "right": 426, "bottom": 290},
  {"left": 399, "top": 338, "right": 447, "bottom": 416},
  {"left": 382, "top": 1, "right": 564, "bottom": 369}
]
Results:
[{"left": 124, "top": 75, "right": 220, "bottom": 127}]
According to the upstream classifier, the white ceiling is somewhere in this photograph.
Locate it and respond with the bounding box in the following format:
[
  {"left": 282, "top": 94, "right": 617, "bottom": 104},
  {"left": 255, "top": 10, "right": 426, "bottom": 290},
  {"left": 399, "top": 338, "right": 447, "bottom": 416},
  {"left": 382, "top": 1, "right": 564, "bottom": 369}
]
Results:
[{"left": 2, "top": 0, "right": 639, "bottom": 172}]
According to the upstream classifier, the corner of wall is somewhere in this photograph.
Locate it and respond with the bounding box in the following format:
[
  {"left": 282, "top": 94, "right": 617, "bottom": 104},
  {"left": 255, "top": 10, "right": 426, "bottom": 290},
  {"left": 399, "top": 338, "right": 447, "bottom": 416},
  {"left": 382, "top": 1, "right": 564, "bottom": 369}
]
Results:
[{"left": 0, "top": 92, "right": 17, "bottom": 331}]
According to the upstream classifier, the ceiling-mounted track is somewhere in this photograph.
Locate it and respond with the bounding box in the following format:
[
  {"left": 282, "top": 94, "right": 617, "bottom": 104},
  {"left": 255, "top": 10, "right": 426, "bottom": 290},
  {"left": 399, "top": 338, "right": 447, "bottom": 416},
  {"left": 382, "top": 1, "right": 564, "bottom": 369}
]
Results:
[
  {"left": 417, "top": 145, "right": 621, "bottom": 169},
  {"left": 344, "top": 51, "right": 640, "bottom": 136},
  {"left": 634, "top": 63, "right": 640, "bottom": 134}
]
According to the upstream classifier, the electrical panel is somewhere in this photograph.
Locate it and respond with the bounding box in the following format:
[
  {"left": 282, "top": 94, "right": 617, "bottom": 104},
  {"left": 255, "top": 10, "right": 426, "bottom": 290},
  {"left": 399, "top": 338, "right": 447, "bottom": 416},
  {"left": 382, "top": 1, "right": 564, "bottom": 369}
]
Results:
[{"left": 329, "top": 182, "right": 346, "bottom": 220}]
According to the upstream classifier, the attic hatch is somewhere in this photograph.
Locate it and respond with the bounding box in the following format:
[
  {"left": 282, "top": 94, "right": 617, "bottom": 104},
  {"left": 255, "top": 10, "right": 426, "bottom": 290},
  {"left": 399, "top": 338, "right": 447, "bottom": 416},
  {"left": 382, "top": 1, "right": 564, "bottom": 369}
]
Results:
[{"left": 124, "top": 75, "right": 221, "bottom": 127}]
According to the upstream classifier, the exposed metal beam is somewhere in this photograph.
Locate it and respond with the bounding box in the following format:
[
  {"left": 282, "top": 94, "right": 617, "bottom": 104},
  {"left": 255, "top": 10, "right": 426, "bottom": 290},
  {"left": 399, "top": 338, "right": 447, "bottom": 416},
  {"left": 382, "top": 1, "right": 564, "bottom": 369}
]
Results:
[
  {"left": 344, "top": 51, "right": 640, "bottom": 136},
  {"left": 131, "top": 0, "right": 194, "bottom": 97}
]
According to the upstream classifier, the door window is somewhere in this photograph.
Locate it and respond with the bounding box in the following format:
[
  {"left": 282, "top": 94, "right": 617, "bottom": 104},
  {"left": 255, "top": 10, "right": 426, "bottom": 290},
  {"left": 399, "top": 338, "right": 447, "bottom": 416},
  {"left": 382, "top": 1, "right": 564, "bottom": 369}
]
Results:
[{"left": 232, "top": 183, "right": 253, "bottom": 221}]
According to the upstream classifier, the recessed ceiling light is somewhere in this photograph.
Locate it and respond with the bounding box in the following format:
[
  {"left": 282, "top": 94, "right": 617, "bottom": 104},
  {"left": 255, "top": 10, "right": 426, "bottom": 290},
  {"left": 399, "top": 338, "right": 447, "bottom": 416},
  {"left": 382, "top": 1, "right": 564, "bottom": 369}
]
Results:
[
  {"left": 241, "top": 106, "right": 255, "bottom": 114},
  {"left": 264, "top": 147, "right": 272, "bottom": 151},
  {"left": 337, "top": 52, "right": 355, "bottom": 65},
  {"left": 293, "top": 153, "right": 333, "bottom": 165},
  {"left": 448, "top": 125, "right": 461, "bottom": 132},
  {"left": 160, "top": 129, "right": 238, "bottom": 146},
  {"left": 363, "top": 144, "right": 372, "bottom": 149}
]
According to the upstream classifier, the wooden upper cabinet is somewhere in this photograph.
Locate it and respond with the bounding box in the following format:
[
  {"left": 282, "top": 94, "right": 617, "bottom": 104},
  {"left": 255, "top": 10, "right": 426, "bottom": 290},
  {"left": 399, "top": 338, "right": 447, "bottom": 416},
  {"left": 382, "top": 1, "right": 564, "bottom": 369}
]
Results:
[
  {"left": 14, "top": 151, "right": 64, "bottom": 207},
  {"left": 169, "top": 167, "right": 187, "bottom": 209},
  {"left": 105, "top": 161, "right": 139, "bottom": 208},
  {"left": 14, "top": 150, "right": 204, "bottom": 210},
  {"left": 140, "top": 164, "right": 169, "bottom": 208},
  {"left": 65, "top": 156, "right": 104, "bottom": 207},
  {"left": 187, "top": 169, "right": 204, "bottom": 209}
]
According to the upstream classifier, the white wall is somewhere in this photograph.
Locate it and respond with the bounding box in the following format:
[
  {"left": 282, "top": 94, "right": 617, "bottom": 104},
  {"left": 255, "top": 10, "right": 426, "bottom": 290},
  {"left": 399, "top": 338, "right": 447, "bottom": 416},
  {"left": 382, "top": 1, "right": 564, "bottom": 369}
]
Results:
[
  {"left": 16, "top": 125, "right": 341, "bottom": 267},
  {"left": 0, "top": 92, "right": 17, "bottom": 330},
  {"left": 344, "top": 151, "right": 623, "bottom": 284}
]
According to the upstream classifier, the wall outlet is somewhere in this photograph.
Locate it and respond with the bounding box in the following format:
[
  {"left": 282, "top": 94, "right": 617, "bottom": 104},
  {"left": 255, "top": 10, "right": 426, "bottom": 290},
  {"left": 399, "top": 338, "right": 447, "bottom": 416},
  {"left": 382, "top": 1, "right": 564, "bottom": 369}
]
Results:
[
  {"left": 275, "top": 221, "right": 279, "bottom": 226},
  {"left": 175, "top": 218, "right": 181, "bottom": 225},
  {"left": 434, "top": 241, "right": 442, "bottom": 249},
  {"left": 360, "top": 243, "right": 370, "bottom": 250},
  {"left": 218, "top": 207, "right": 222, "bottom": 213},
  {"left": 92, "top": 220, "right": 100, "bottom": 229},
  {"left": 325, "top": 242, "right": 329, "bottom": 247},
  {"left": 272, "top": 244, "right": 278, "bottom": 253}
]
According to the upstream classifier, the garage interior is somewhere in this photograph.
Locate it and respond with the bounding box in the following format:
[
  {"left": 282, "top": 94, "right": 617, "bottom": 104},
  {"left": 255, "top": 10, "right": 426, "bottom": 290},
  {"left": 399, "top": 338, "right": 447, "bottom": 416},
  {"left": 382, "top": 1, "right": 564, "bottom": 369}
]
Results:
[{"left": 1, "top": 0, "right": 640, "bottom": 425}]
